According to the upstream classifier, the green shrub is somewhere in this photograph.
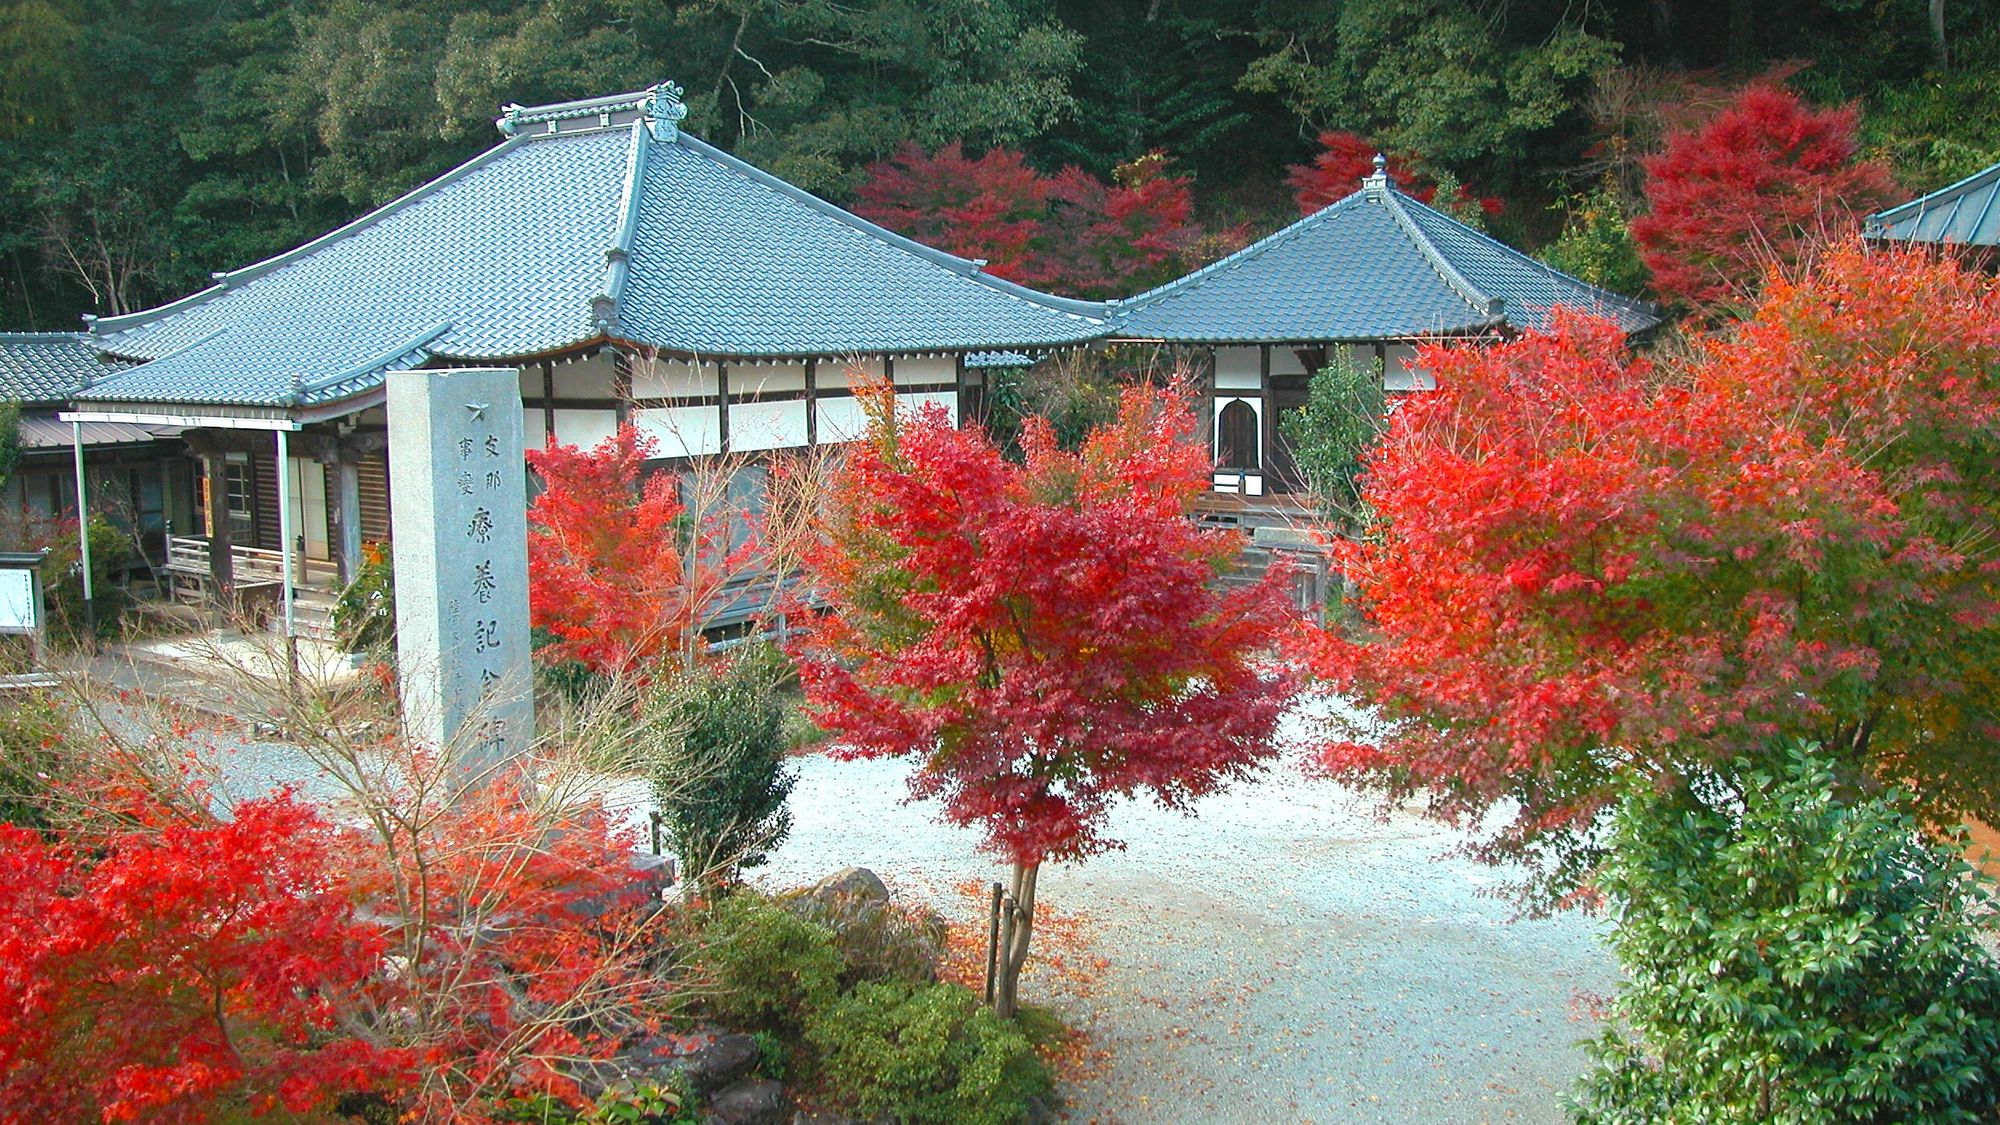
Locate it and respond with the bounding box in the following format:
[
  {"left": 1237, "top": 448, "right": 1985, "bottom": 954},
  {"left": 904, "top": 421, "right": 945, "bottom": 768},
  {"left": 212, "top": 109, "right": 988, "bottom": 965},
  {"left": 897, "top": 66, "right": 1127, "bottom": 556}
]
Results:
[
  {"left": 786, "top": 891, "right": 945, "bottom": 987},
  {"left": 693, "top": 892, "right": 842, "bottom": 1034},
  {"left": 751, "top": 1029, "right": 788, "bottom": 1082},
  {"left": 1568, "top": 744, "right": 2000, "bottom": 1124},
  {"left": 330, "top": 539, "right": 394, "bottom": 653},
  {"left": 645, "top": 646, "right": 796, "bottom": 890},
  {"left": 805, "top": 979, "right": 1050, "bottom": 1125},
  {"left": 1280, "top": 353, "right": 1386, "bottom": 530},
  {"left": 0, "top": 691, "right": 73, "bottom": 830},
  {"left": 1540, "top": 183, "right": 1650, "bottom": 298},
  {"left": 42, "top": 516, "right": 133, "bottom": 642}
]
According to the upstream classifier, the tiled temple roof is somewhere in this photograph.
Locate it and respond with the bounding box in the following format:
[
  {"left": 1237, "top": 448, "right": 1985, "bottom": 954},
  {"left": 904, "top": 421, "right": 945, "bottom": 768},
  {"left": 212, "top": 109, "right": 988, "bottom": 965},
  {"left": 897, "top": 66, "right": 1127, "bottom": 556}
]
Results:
[
  {"left": 1113, "top": 161, "right": 1659, "bottom": 343},
  {"left": 1866, "top": 160, "right": 2000, "bottom": 248},
  {"left": 0, "top": 333, "right": 126, "bottom": 405},
  {"left": 76, "top": 83, "right": 1108, "bottom": 414}
]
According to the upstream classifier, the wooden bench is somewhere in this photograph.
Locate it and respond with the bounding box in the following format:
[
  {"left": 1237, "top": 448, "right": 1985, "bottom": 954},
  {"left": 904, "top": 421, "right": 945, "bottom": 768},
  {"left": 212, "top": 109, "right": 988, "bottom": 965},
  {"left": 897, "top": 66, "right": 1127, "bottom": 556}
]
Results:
[{"left": 165, "top": 536, "right": 301, "bottom": 621}]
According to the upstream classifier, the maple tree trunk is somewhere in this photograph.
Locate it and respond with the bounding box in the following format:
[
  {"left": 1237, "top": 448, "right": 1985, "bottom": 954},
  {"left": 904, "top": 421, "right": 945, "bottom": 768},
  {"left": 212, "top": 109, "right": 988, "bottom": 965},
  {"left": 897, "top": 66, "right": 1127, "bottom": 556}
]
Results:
[{"left": 993, "top": 861, "right": 1038, "bottom": 1019}]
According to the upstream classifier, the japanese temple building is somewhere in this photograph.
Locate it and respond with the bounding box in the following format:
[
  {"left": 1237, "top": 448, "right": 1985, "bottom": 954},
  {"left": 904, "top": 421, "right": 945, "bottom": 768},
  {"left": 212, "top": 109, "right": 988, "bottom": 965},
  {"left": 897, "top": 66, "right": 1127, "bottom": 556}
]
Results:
[
  {"left": 57, "top": 83, "right": 1104, "bottom": 606},
  {"left": 1, "top": 333, "right": 194, "bottom": 569},
  {"left": 1108, "top": 156, "right": 1660, "bottom": 500},
  {"left": 26, "top": 81, "right": 1658, "bottom": 627}
]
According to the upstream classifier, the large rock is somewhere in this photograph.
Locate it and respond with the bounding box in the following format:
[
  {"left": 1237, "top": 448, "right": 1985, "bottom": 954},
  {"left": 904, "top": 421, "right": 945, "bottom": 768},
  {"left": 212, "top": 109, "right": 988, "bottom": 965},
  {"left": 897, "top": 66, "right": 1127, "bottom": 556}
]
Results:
[
  {"left": 706, "top": 1078, "right": 789, "bottom": 1125},
  {"left": 810, "top": 866, "right": 889, "bottom": 904},
  {"left": 683, "top": 1033, "right": 761, "bottom": 1092},
  {"left": 572, "top": 1030, "right": 758, "bottom": 1100}
]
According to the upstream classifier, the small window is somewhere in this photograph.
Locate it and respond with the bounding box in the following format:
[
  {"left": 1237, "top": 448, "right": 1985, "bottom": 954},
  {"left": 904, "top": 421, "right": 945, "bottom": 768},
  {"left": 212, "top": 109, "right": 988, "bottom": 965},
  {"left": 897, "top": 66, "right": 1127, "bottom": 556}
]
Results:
[
  {"left": 224, "top": 454, "right": 254, "bottom": 542},
  {"left": 1216, "top": 399, "right": 1259, "bottom": 471}
]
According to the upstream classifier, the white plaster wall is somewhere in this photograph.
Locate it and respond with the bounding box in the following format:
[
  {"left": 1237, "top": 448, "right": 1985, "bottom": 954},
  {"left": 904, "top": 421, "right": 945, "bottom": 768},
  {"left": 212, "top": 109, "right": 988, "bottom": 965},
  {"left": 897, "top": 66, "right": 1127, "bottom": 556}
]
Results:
[
  {"left": 1215, "top": 346, "right": 1262, "bottom": 391},
  {"left": 893, "top": 356, "right": 955, "bottom": 386},
  {"left": 731, "top": 362, "right": 808, "bottom": 396},
  {"left": 731, "top": 400, "right": 810, "bottom": 452},
  {"left": 816, "top": 397, "right": 869, "bottom": 444},
  {"left": 551, "top": 351, "right": 619, "bottom": 398},
  {"left": 1383, "top": 344, "right": 1436, "bottom": 391},
  {"left": 822, "top": 358, "right": 886, "bottom": 391},
  {"left": 1269, "top": 347, "right": 1309, "bottom": 377},
  {"left": 633, "top": 405, "right": 721, "bottom": 459},
  {"left": 896, "top": 390, "right": 958, "bottom": 425},
  {"left": 553, "top": 408, "right": 619, "bottom": 450},
  {"left": 520, "top": 407, "right": 547, "bottom": 446},
  {"left": 630, "top": 358, "right": 719, "bottom": 399}
]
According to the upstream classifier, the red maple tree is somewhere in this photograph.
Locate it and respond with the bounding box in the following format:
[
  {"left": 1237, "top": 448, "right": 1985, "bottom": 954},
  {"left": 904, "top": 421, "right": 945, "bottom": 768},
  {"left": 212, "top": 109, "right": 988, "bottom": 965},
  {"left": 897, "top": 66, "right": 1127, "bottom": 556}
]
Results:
[
  {"left": 1307, "top": 243, "right": 2000, "bottom": 901},
  {"left": 527, "top": 424, "right": 748, "bottom": 676},
  {"left": 852, "top": 142, "right": 1054, "bottom": 285},
  {"left": 853, "top": 144, "right": 1220, "bottom": 298},
  {"left": 793, "top": 383, "right": 1299, "bottom": 1016},
  {"left": 0, "top": 792, "right": 403, "bottom": 1123},
  {"left": 1285, "top": 130, "right": 1502, "bottom": 218},
  {"left": 1631, "top": 84, "right": 1898, "bottom": 310}
]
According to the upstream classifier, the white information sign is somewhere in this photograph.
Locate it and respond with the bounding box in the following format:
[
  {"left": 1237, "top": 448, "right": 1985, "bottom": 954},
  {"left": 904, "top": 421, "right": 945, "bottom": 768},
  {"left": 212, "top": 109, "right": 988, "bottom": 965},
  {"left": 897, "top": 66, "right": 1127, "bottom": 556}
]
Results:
[{"left": 0, "top": 568, "right": 35, "bottom": 632}]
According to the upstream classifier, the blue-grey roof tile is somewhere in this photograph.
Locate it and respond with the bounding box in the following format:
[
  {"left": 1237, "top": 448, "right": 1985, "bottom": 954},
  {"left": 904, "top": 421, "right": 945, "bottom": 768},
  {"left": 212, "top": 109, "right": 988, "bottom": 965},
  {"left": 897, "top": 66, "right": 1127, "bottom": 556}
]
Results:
[
  {"left": 81, "top": 128, "right": 632, "bottom": 408},
  {"left": 1112, "top": 179, "right": 1659, "bottom": 342},
  {"left": 1866, "top": 161, "right": 2000, "bottom": 248},
  {"left": 0, "top": 333, "right": 126, "bottom": 405},
  {"left": 618, "top": 135, "right": 1107, "bottom": 355}
]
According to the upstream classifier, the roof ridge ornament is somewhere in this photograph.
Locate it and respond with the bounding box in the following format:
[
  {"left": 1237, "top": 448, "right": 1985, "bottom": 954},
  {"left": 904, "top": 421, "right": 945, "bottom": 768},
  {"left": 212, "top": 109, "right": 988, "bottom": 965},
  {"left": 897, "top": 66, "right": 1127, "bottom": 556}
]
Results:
[
  {"left": 1364, "top": 153, "right": 1392, "bottom": 197},
  {"left": 644, "top": 82, "right": 688, "bottom": 142}
]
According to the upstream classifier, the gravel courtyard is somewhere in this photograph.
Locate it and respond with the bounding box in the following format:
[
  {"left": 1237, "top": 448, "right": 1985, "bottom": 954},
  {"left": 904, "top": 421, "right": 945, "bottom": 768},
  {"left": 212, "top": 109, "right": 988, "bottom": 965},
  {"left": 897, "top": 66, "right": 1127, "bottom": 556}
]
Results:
[
  {"left": 753, "top": 705, "right": 1619, "bottom": 1125},
  {"left": 115, "top": 654, "right": 1620, "bottom": 1124}
]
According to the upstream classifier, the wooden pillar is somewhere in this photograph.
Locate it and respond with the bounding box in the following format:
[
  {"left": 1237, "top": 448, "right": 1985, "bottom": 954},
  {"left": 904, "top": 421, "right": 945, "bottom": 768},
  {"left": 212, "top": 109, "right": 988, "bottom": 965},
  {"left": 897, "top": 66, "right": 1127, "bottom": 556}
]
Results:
[
  {"left": 275, "top": 428, "right": 296, "bottom": 640},
  {"left": 69, "top": 422, "right": 95, "bottom": 636},
  {"left": 540, "top": 360, "right": 556, "bottom": 444},
  {"left": 804, "top": 359, "right": 819, "bottom": 446},
  {"left": 204, "top": 452, "right": 234, "bottom": 595},
  {"left": 1200, "top": 347, "right": 1218, "bottom": 456},
  {"left": 1258, "top": 344, "right": 1273, "bottom": 476},
  {"left": 334, "top": 456, "right": 363, "bottom": 585},
  {"left": 717, "top": 361, "right": 731, "bottom": 454},
  {"left": 612, "top": 350, "right": 633, "bottom": 430},
  {"left": 954, "top": 353, "right": 969, "bottom": 426}
]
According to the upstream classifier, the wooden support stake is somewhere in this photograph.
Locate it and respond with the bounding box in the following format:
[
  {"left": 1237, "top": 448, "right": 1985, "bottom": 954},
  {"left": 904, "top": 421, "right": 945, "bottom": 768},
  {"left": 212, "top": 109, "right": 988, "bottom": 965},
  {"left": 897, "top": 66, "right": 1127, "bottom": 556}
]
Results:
[{"left": 985, "top": 882, "right": 1005, "bottom": 1004}]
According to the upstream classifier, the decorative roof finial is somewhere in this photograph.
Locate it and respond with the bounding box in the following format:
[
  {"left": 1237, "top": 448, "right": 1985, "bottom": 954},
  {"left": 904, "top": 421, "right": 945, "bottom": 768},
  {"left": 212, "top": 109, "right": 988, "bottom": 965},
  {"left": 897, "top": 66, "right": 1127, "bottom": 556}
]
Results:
[
  {"left": 645, "top": 81, "right": 688, "bottom": 142},
  {"left": 1363, "top": 152, "right": 1393, "bottom": 199},
  {"left": 496, "top": 103, "right": 524, "bottom": 137}
]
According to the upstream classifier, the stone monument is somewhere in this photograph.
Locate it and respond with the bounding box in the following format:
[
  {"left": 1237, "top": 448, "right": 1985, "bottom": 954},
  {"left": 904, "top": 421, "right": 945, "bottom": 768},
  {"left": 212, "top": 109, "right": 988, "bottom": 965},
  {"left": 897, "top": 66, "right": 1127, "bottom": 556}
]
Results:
[{"left": 387, "top": 368, "right": 534, "bottom": 781}]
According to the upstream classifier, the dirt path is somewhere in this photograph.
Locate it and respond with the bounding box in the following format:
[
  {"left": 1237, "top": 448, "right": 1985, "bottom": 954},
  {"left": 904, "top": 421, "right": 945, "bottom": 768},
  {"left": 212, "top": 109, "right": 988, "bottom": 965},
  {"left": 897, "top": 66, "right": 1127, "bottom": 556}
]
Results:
[{"left": 753, "top": 730, "right": 1618, "bottom": 1124}]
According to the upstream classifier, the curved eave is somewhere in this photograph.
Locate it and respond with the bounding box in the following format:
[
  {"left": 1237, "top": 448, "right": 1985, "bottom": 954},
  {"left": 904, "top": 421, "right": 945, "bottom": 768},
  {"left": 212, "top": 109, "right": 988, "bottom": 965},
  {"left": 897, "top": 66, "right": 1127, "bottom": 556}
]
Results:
[
  {"left": 1866, "top": 161, "right": 2000, "bottom": 246},
  {"left": 1105, "top": 322, "right": 1505, "bottom": 347}
]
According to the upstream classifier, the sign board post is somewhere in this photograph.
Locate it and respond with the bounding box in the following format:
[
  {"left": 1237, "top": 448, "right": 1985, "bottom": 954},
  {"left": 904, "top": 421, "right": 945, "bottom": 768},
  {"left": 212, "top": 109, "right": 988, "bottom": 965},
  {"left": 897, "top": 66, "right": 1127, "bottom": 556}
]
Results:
[{"left": 386, "top": 368, "right": 534, "bottom": 784}]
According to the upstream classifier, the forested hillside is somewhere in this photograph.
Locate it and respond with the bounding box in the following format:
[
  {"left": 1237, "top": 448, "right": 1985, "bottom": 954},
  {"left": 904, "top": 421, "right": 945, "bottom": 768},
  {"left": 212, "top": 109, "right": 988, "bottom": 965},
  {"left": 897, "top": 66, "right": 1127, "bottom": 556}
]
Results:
[{"left": 1, "top": 0, "right": 1993, "bottom": 327}]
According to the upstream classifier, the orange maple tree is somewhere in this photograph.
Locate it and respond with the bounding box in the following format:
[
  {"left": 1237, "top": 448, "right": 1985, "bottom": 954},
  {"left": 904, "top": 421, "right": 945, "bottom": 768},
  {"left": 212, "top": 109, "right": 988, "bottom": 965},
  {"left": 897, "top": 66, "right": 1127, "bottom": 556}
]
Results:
[
  {"left": 527, "top": 423, "right": 748, "bottom": 676},
  {"left": 1309, "top": 244, "right": 2000, "bottom": 897}
]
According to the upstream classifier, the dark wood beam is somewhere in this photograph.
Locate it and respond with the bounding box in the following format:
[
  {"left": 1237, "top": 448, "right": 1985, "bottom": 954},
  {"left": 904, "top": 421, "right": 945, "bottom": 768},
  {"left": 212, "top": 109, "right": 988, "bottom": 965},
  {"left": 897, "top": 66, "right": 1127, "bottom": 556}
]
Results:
[{"left": 805, "top": 359, "right": 819, "bottom": 446}]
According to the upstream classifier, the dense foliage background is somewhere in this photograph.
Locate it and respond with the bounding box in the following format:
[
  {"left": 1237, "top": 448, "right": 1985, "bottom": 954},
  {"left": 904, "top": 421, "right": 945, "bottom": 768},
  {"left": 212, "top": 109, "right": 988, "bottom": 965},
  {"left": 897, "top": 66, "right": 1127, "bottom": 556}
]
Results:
[{"left": 1, "top": 0, "right": 1995, "bottom": 325}]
